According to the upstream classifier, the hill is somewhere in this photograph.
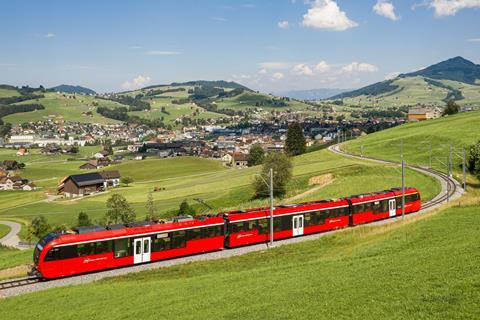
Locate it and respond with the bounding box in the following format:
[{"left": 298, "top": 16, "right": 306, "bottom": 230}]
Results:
[
  {"left": 331, "top": 57, "right": 480, "bottom": 108},
  {"left": 404, "top": 56, "right": 480, "bottom": 85},
  {"left": 277, "top": 88, "right": 350, "bottom": 100},
  {"left": 345, "top": 110, "right": 480, "bottom": 178},
  {"left": 50, "top": 85, "right": 96, "bottom": 95}
]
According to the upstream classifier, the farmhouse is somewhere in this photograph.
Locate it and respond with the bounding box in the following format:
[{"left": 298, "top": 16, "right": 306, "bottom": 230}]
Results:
[
  {"left": 58, "top": 173, "right": 105, "bottom": 197},
  {"left": 232, "top": 152, "right": 249, "bottom": 167},
  {"left": 58, "top": 171, "right": 121, "bottom": 197},
  {"left": 79, "top": 158, "right": 111, "bottom": 169},
  {"left": 99, "top": 170, "right": 121, "bottom": 188},
  {"left": 408, "top": 107, "right": 442, "bottom": 121}
]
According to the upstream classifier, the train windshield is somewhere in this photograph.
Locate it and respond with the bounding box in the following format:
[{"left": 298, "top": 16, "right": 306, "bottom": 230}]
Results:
[{"left": 33, "top": 232, "right": 59, "bottom": 265}]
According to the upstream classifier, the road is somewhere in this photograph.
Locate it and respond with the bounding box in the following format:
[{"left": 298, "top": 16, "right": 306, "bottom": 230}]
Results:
[
  {"left": 0, "top": 221, "right": 23, "bottom": 249},
  {"left": 0, "top": 143, "right": 464, "bottom": 297}
]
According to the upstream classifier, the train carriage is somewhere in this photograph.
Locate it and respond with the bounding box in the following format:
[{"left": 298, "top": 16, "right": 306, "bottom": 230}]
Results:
[{"left": 31, "top": 187, "right": 421, "bottom": 279}]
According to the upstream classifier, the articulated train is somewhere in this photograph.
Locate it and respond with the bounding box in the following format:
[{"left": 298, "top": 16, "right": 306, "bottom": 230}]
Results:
[{"left": 31, "top": 187, "right": 421, "bottom": 279}]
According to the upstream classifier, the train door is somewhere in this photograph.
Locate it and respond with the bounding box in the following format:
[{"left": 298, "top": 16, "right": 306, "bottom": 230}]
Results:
[
  {"left": 388, "top": 199, "right": 396, "bottom": 217},
  {"left": 133, "top": 237, "right": 151, "bottom": 264},
  {"left": 292, "top": 215, "right": 304, "bottom": 236}
]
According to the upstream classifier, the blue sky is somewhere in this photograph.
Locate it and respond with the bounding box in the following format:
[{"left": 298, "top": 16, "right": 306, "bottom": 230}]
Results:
[{"left": 0, "top": 0, "right": 479, "bottom": 93}]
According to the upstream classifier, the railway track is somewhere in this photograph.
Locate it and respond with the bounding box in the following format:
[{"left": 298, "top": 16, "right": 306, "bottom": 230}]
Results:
[
  {"left": 0, "top": 144, "right": 462, "bottom": 297},
  {"left": 328, "top": 144, "right": 460, "bottom": 210},
  {"left": 0, "top": 276, "right": 40, "bottom": 290}
]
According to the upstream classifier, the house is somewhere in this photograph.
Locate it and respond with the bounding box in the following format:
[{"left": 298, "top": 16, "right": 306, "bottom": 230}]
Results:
[
  {"left": 93, "top": 150, "right": 110, "bottom": 159},
  {"left": 0, "top": 176, "right": 33, "bottom": 191},
  {"left": 99, "top": 170, "right": 121, "bottom": 188},
  {"left": 16, "top": 148, "right": 28, "bottom": 156},
  {"left": 232, "top": 152, "right": 249, "bottom": 167},
  {"left": 41, "top": 145, "right": 62, "bottom": 155},
  {"left": 2, "top": 160, "right": 19, "bottom": 171},
  {"left": 58, "top": 173, "right": 106, "bottom": 197},
  {"left": 79, "top": 158, "right": 111, "bottom": 169},
  {"left": 408, "top": 107, "right": 442, "bottom": 121},
  {"left": 221, "top": 153, "right": 233, "bottom": 164}
]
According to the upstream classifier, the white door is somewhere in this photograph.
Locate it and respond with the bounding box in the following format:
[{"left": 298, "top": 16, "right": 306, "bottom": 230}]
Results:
[
  {"left": 142, "top": 237, "right": 151, "bottom": 262},
  {"left": 388, "top": 199, "right": 396, "bottom": 217},
  {"left": 134, "top": 237, "right": 151, "bottom": 264},
  {"left": 292, "top": 215, "right": 304, "bottom": 237}
]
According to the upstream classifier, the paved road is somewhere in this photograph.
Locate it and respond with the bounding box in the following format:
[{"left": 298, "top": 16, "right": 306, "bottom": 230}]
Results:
[
  {"left": 0, "top": 144, "right": 463, "bottom": 297},
  {"left": 0, "top": 221, "right": 22, "bottom": 248}
]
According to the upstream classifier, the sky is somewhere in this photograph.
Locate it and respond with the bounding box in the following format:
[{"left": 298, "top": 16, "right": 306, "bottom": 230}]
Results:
[{"left": 0, "top": 0, "right": 479, "bottom": 93}]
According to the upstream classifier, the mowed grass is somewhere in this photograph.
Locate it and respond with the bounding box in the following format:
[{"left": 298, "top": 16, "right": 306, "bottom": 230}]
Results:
[
  {"left": 1, "top": 204, "right": 478, "bottom": 319},
  {"left": 0, "top": 87, "right": 20, "bottom": 98},
  {"left": 0, "top": 246, "right": 32, "bottom": 271},
  {"left": 346, "top": 110, "right": 480, "bottom": 177},
  {"left": 0, "top": 150, "right": 440, "bottom": 228},
  {"left": 3, "top": 92, "right": 124, "bottom": 124}
]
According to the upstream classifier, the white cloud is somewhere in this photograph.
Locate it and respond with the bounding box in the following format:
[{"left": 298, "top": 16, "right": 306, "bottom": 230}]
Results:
[
  {"left": 427, "top": 0, "right": 480, "bottom": 17},
  {"left": 272, "top": 72, "right": 285, "bottom": 80},
  {"left": 385, "top": 71, "right": 401, "bottom": 80},
  {"left": 212, "top": 17, "right": 227, "bottom": 22},
  {"left": 302, "top": 0, "right": 358, "bottom": 31},
  {"left": 342, "top": 62, "right": 379, "bottom": 73},
  {"left": 315, "top": 60, "right": 331, "bottom": 73},
  {"left": 278, "top": 20, "right": 290, "bottom": 29},
  {"left": 259, "top": 62, "right": 289, "bottom": 70},
  {"left": 373, "top": 1, "right": 400, "bottom": 20},
  {"left": 121, "top": 75, "right": 152, "bottom": 90},
  {"left": 44, "top": 33, "right": 55, "bottom": 38},
  {"left": 468, "top": 38, "right": 480, "bottom": 42},
  {"left": 292, "top": 64, "right": 314, "bottom": 76},
  {"left": 144, "top": 51, "right": 180, "bottom": 56},
  {"left": 258, "top": 68, "right": 268, "bottom": 74}
]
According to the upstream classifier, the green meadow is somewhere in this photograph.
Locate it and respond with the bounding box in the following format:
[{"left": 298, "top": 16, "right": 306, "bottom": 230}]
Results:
[
  {"left": 0, "top": 150, "right": 440, "bottom": 229},
  {"left": 345, "top": 110, "right": 480, "bottom": 178},
  {"left": 1, "top": 203, "right": 478, "bottom": 319}
]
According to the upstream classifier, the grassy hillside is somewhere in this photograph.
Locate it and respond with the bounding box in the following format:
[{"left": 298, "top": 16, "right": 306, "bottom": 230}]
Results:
[
  {"left": 0, "top": 87, "right": 20, "bottom": 98},
  {"left": 1, "top": 203, "right": 478, "bottom": 319},
  {"left": 341, "top": 76, "right": 480, "bottom": 108},
  {"left": 3, "top": 92, "right": 125, "bottom": 124},
  {"left": 0, "top": 150, "right": 440, "bottom": 229},
  {"left": 345, "top": 110, "right": 480, "bottom": 178}
]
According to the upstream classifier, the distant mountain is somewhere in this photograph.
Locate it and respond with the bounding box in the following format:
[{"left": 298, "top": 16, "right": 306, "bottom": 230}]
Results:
[
  {"left": 403, "top": 56, "right": 480, "bottom": 85},
  {"left": 142, "top": 80, "right": 252, "bottom": 91},
  {"left": 276, "top": 88, "right": 351, "bottom": 100},
  {"left": 331, "top": 56, "right": 480, "bottom": 101},
  {"left": 51, "top": 85, "right": 96, "bottom": 95}
]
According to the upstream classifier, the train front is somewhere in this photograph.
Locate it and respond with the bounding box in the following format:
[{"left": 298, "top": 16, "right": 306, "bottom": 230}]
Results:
[{"left": 29, "top": 232, "right": 60, "bottom": 278}]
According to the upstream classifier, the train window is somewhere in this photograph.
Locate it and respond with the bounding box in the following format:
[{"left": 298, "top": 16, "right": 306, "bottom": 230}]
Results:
[
  {"left": 77, "top": 243, "right": 95, "bottom": 257},
  {"left": 152, "top": 234, "right": 171, "bottom": 251},
  {"left": 203, "top": 225, "right": 223, "bottom": 238},
  {"left": 258, "top": 219, "right": 268, "bottom": 234},
  {"left": 304, "top": 213, "right": 312, "bottom": 227},
  {"left": 95, "top": 241, "right": 112, "bottom": 254},
  {"left": 406, "top": 193, "right": 420, "bottom": 202},
  {"left": 187, "top": 228, "right": 202, "bottom": 241},
  {"left": 114, "top": 238, "right": 129, "bottom": 258},
  {"left": 381, "top": 200, "right": 389, "bottom": 212},
  {"left": 372, "top": 201, "right": 382, "bottom": 214},
  {"left": 171, "top": 231, "right": 186, "bottom": 249},
  {"left": 44, "top": 248, "right": 60, "bottom": 261}
]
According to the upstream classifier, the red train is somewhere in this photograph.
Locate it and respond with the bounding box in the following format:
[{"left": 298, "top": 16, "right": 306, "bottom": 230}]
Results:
[{"left": 31, "top": 187, "right": 421, "bottom": 279}]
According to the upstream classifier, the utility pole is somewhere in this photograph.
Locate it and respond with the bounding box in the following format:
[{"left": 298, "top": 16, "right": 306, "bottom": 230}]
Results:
[
  {"left": 269, "top": 168, "right": 274, "bottom": 247},
  {"left": 429, "top": 141, "right": 432, "bottom": 168},
  {"left": 462, "top": 146, "right": 467, "bottom": 191},
  {"left": 401, "top": 140, "right": 405, "bottom": 219}
]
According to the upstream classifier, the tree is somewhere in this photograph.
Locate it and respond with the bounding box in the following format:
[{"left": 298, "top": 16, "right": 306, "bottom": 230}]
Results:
[
  {"left": 105, "top": 194, "right": 136, "bottom": 224},
  {"left": 29, "top": 216, "right": 50, "bottom": 239},
  {"left": 77, "top": 211, "right": 92, "bottom": 227},
  {"left": 145, "top": 192, "right": 158, "bottom": 221},
  {"left": 285, "top": 122, "right": 306, "bottom": 156},
  {"left": 121, "top": 176, "right": 134, "bottom": 186},
  {"left": 467, "top": 141, "right": 480, "bottom": 173},
  {"left": 443, "top": 100, "right": 460, "bottom": 116},
  {"left": 178, "top": 199, "right": 195, "bottom": 215},
  {"left": 248, "top": 144, "right": 265, "bottom": 166},
  {"left": 253, "top": 152, "right": 293, "bottom": 198}
]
